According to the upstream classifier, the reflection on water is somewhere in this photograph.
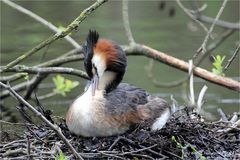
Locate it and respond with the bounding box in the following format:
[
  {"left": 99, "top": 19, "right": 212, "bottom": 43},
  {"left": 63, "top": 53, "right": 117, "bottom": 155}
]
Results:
[{"left": 1, "top": 1, "right": 239, "bottom": 121}]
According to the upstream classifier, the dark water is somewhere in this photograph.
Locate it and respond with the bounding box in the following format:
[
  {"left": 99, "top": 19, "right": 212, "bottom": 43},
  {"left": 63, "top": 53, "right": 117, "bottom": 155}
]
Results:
[{"left": 1, "top": 1, "right": 239, "bottom": 121}]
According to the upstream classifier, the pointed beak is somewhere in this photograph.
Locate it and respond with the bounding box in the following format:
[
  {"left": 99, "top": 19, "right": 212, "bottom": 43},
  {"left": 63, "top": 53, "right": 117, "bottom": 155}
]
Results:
[{"left": 91, "top": 74, "right": 99, "bottom": 96}]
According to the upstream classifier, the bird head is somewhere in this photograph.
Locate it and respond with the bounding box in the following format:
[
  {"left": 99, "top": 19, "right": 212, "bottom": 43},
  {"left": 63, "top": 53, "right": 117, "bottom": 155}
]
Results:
[{"left": 83, "top": 30, "right": 127, "bottom": 96}]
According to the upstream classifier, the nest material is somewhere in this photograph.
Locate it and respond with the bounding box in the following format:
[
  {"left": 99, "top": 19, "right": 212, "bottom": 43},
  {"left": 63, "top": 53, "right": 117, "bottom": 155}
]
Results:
[{"left": 0, "top": 111, "right": 239, "bottom": 160}]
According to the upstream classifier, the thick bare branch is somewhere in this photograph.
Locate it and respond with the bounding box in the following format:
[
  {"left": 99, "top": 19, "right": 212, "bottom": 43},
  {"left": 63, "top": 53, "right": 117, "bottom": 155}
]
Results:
[
  {"left": 124, "top": 44, "right": 240, "bottom": 91},
  {"left": 1, "top": 42, "right": 239, "bottom": 100}
]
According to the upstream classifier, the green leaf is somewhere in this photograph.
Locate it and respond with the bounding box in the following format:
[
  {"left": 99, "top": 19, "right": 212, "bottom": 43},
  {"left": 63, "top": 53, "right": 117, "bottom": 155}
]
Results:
[
  {"left": 52, "top": 74, "right": 79, "bottom": 96},
  {"left": 23, "top": 73, "right": 29, "bottom": 80},
  {"left": 211, "top": 54, "right": 225, "bottom": 76},
  {"left": 55, "top": 149, "right": 67, "bottom": 160}
]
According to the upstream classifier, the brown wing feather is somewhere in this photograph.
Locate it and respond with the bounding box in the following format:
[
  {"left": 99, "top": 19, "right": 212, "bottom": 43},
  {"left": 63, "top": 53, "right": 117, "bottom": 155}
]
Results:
[{"left": 104, "top": 83, "right": 170, "bottom": 125}]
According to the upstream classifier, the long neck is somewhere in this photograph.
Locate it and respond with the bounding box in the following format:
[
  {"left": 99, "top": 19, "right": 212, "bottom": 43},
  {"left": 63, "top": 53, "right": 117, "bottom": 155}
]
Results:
[{"left": 98, "top": 71, "right": 117, "bottom": 92}]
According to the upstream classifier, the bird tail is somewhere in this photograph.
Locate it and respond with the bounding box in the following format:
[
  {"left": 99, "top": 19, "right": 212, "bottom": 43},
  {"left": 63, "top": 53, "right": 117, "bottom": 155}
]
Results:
[{"left": 146, "top": 95, "right": 184, "bottom": 131}]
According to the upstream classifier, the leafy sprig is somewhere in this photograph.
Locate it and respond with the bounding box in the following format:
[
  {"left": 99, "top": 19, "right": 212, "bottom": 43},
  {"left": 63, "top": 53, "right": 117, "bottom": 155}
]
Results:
[
  {"left": 211, "top": 55, "right": 225, "bottom": 76},
  {"left": 53, "top": 74, "right": 79, "bottom": 96}
]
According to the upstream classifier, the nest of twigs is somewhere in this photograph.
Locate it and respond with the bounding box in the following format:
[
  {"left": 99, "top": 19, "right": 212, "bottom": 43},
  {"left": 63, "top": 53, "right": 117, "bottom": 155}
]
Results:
[{"left": 1, "top": 110, "right": 240, "bottom": 160}]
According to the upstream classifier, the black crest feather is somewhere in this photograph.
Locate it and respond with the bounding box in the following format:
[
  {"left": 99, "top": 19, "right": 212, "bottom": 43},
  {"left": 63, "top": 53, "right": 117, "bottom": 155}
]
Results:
[{"left": 83, "top": 30, "right": 99, "bottom": 78}]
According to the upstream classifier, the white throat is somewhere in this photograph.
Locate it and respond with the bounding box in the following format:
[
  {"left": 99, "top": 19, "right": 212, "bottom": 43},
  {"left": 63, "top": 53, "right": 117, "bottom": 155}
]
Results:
[
  {"left": 92, "top": 54, "right": 116, "bottom": 91},
  {"left": 92, "top": 54, "right": 106, "bottom": 77},
  {"left": 98, "top": 71, "right": 116, "bottom": 90}
]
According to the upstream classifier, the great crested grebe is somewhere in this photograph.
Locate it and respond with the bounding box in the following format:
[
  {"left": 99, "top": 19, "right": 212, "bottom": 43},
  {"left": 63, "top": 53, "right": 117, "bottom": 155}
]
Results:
[{"left": 66, "top": 30, "right": 171, "bottom": 137}]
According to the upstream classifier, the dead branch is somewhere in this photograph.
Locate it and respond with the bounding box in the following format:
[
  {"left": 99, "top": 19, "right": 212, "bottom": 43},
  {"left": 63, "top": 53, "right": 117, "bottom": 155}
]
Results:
[
  {"left": 6, "top": 66, "right": 89, "bottom": 80},
  {"left": 124, "top": 44, "right": 240, "bottom": 91}
]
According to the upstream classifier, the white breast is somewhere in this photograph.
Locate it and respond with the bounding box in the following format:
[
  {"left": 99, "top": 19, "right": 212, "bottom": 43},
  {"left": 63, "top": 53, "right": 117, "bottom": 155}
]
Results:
[{"left": 66, "top": 86, "right": 105, "bottom": 136}]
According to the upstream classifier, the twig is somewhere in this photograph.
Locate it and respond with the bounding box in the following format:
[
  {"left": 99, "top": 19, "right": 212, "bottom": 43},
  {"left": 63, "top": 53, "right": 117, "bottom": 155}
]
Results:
[
  {"left": 207, "top": 30, "right": 235, "bottom": 53},
  {"left": 230, "top": 113, "right": 238, "bottom": 124},
  {"left": 197, "top": 85, "right": 208, "bottom": 113},
  {"left": 37, "top": 92, "right": 57, "bottom": 100},
  {"left": 2, "top": 0, "right": 81, "bottom": 49},
  {"left": 122, "top": 0, "right": 135, "bottom": 45},
  {"left": 0, "top": 120, "right": 33, "bottom": 126},
  {"left": 1, "top": 0, "right": 107, "bottom": 72},
  {"left": 7, "top": 65, "right": 88, "bottom": 101},
  {"left": 195, "top": 0, "right": 229, "bottom": 58},
  {"left": 0, "top": 74, "right": 43, "bottom": 99},
  {"left": 224, "top": 44, "right": 240, "bottom": 71},
  {"left": 2, "top": 139, "right": 27, "bottom": 148},
  {"left": 188, "top": 3, "right": 207, "bottom": 14},
  {"left": 188, "top": 60, "right": 195, "bottom": 106},
  {"left": 164, "top": 150, "right": 182, "bottom": 159},
  {"left": 197, "top": 15, "right": 240, "bottom": 30},
  {"left": 0, "top": 82, "right": 83, "bottom": 160},
  {"left": 108, "top": 136, "right": 122, "bottom": 151},
  {"left": 24, "top": 73, "right": 47, "bottom": 100},
  {"left": 27, "top": 136, "right": 31, "bottom": 160},
  {"left": 195, "top": 29, "right": 235, "bottom": 66},
  {"left": 37, "top": 54, "right": 84, "bottom": 67},
  {"left": 0, "top": 73, "right": 28, "bottom": 83},
  {"left": 6, "top": 66, "right": 89, "bottom": 80},
  {"left": 3, "top": 148, "right": 26, "bottom": 157},
  {"left": 176, "top": 0, "right": 209, "bottom": 35},
  {"left": 191, "top": 0, "right": 239, "bottom": 30},
  {"left": 120, "top": 144, "right": 157, "bottom": 155},
  {"left": 0, "top": 49, "right": 83, "bottom": 98},
  {"left": 152, "top": 78, "right": 187, "bottom": 88},
  {"left": 0, "top": 54, "right": 84, "bottom": 99},
  {"left": 98, "top": 151, "right": 125, "bottom": 159},
  {"left": 145, "top": 59, "right": 188, "bottom": 88},
  {"left": 217, "top": 108, "right": 228, "bottom": 122},
  {"left": 129, "top": 154, "right": 155, "bottom": 160}
]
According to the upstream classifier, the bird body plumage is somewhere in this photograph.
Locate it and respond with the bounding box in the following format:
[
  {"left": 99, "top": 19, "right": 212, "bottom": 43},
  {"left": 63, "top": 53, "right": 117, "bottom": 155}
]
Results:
[{"left": 66, "top": 30, "right": 170, "bottom": 137}]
